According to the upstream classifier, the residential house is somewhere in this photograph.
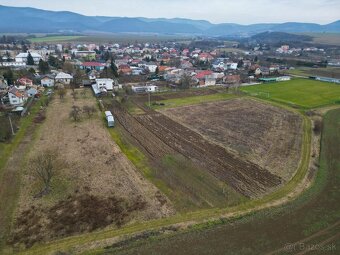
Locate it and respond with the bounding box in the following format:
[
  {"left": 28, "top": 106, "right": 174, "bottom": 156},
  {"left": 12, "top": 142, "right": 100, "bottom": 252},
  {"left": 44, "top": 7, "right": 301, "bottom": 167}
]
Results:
[
  {"left": 118, "top": 64, "right": 132, "bottom": 75},
  {"left": 88, "top": 70, "right": 99, "bottom": 81},
  {"left": 198, "top": 53, "right": 214, "bottom": 62},
  {"left": 180, "top": 60, "right": 193, "bottom": 69},
  {"left": 15, "top": 52, "right": 42, "bottom": 64},
  {"left": 0, "top": 62, "right": 26, "bottom": 67},
  {"left": 73, "top": 50, "right": 96, "bottom": 60},
  {"left": 131, "top": 68, "right": 145, "bottom": 76},
  {"left": 27, "top": 87, "right": 39, "bottom": 97},
  {"left": 224, "top": 75, "right": 241, "bottom": 85},
  {"left": 80, "top": 62, "right": 106, "bottom": 71},
  {"left": 131, "top": 85, "right": 158, "bottom": 93},
  {"left": 41, "top": 76, "right": 55, "bottom": 87},
  {"left": 95, "top": 78, "right": 114, "bottom": 91},
  {"left": 17, "top": 77, "right": 33, "bottom": 87},
  {"left": 55, "top": 72, "right": 73, "bottom": 85},
  {"left": 8, "top": 87, "right": 28, "bottom": 106},
  {"left": 0, "top": 76, "right": 8, "bottom": 92},
  {"left": 204, "top": 75, "right": 216, "bottom": 86}
]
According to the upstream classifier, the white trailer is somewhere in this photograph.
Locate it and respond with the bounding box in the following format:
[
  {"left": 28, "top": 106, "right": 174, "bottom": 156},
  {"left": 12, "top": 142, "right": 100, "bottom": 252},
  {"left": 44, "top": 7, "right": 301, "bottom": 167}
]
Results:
[{"left": 105, "top": 111, "right": 115, "bottom": 127}]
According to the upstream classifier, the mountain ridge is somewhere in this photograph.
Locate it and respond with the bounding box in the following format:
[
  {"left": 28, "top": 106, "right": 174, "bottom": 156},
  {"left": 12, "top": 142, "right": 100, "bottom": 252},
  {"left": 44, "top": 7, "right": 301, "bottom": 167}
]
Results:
[{"left": 0, "top": 5, "right": 339, "bottom": 35}]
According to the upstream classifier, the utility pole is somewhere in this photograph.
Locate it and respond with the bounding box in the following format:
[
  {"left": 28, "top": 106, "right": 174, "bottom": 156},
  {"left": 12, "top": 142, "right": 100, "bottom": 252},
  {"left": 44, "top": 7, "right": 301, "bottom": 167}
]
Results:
[
  {"left": 8, "top": 113, "right": 14, "bottom": 135},
  {"left": 148, "top": 92, "right": 151, "bottom": 108}
]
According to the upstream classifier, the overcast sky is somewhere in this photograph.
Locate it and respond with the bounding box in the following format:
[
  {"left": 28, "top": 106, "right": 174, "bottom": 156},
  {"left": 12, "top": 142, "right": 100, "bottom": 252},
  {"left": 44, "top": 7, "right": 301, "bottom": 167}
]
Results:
[{"left": 0, "top": 0, "right": 339, "bottom": 24}]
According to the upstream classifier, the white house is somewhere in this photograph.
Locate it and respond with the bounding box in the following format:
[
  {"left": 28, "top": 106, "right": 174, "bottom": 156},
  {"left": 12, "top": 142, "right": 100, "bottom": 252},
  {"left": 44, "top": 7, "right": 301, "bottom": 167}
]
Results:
[
  {"left": 227, "top": 62, "right": 238, "bottom": 70},
  {"left": 41, "top": 76, "right": 55, "bottom": 87},
  {"left": 145, "top": 63, "right": 158, "bottom": 73},
  {"left": 8, "top": 87, "right": 28, "bottom": 106},
  {"left": 15, "top": 52, "right": 42, "bottom": 64},
  {"left": 95, "top": 78, "right": 114, "bottom": 91},
  {"left": 131, "top": 85, "right": 158, "bottom": 93},
  {"left": 0, "top": 62, "right": 26, "bottom": 67},
  {"left": 55, "top": 72, "right": 73, "bottom": 85},
  {"left": 204, "top": 75, "right": 217, "bottom": 86}
]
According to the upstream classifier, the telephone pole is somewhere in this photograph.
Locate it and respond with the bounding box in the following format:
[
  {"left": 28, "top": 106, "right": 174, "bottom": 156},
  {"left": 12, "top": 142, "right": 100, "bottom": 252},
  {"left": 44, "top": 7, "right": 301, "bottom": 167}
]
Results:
[{"left": 8, "top": 113, "right": 15, "bottom": 135}]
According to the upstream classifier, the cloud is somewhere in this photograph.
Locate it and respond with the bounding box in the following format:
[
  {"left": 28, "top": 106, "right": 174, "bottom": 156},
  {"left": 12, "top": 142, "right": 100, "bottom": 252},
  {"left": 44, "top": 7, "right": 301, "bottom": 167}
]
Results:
[{"left": 0, "top": 0, "right": 338, "bottom": 24}]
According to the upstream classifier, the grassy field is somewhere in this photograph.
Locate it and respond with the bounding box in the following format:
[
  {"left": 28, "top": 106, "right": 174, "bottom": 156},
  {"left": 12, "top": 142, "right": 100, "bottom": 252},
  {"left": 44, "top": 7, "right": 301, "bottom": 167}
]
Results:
[
  {"left": 302, "top": 32, "right": 340, "bottom": 46},
  {"left": 2, "top": 90, "right": 173, "bottom": 252},
  {"left": 29, "top": 34, "right": 191, "bottom": 44},
  {"left": 28, "top": 36, "right": 84, "bottom": 43},
  {"left": 0, "top": 97, "right": 47, "bottom": 250},
  {"left": 151, "top": 93, "right": 236, "bottom": 110},
  {"left": 89, "top": 107, "right": 340, "bottom": 255},
  {"left": 241, "top": 79, "right": 340, "bottom": 108}
]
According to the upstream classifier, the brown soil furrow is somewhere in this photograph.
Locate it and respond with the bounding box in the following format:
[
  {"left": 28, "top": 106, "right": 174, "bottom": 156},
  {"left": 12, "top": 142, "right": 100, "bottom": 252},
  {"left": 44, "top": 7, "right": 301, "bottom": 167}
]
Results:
[{"left": 135, "top": 113, "right": 282, "bottom": 197}]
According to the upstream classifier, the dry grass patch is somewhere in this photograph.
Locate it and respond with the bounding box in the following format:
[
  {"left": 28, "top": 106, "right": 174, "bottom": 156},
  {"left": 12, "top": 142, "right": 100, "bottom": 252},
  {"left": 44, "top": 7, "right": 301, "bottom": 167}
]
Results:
[
  {"left": 9, "top": 89, "right": 174, "bottom": 248},
  {"left": 161, "top": 98, "right": 303, "bottom": 181}
]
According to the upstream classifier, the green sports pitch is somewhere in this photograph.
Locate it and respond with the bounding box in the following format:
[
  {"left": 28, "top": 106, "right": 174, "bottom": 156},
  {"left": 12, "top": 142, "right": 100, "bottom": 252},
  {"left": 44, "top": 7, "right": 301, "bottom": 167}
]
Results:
[{"left": 241, "top": 79, "right": 340, "bottom": 108}]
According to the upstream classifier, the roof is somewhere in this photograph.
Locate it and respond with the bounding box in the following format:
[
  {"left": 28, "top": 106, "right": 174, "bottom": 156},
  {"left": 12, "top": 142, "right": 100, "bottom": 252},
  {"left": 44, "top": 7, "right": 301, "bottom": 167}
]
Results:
[
  {"left": 195, "top": 70, "right": 213, "bottom": 79},
  {"left": 18, "top": 77, "right": 33, "bottom": 84},
  {"left": 81, "top": 62, "right": 106, "bottom": 67},
  {"left": 55, "top": 72, "right": 73, "bottom": 79},
  {"left": 9, "top": 87, "right": 24, "bottom": 98},
  {"left": 16, "top": 52, "right": 42, "bottom": 58}
]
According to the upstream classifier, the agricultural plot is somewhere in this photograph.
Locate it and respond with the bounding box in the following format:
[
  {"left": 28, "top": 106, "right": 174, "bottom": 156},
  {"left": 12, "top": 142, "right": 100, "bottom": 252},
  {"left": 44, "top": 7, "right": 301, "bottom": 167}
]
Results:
[
  {"left": 28, "top": 35, "right": 84, "bottom": 43},
  {"left": 7, "top": 89, "right": 173, "bottom": 248},
  {"left": 108, "top": 102, "right": 246, "bottom": 212},
  {"left": 161, "top": 98, "right": 303, "bottom": 181},
  {"left": 286, "top": 67, "right": 340, "bottom": 79},
  {"left": 110, "top": 100, "right": 282, "bottom": 201},
  {"left": 241, "top": 79, "right": 340, "bottom": 108},
  {"left": 107, "top": 108, "right": 340, "bottom": 255}
]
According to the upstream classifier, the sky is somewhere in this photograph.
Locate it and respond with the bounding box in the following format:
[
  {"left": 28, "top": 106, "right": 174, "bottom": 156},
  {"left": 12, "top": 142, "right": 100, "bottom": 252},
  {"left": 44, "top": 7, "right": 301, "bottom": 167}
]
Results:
[{"left": 0, "top": 0, "right": 339, "bottom": 24}]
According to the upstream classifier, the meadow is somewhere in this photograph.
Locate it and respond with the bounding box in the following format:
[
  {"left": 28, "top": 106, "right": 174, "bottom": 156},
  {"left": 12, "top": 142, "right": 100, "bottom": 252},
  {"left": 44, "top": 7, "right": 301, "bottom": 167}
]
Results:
[
  {"left": 151, "top": 93, "right": 236, "bottom": 109},
  {"left": 241, "top": 78, "right": 340, "bottom": 108},
  {"left": 28, "top": 35, "right": 84, "bottom": 43}
]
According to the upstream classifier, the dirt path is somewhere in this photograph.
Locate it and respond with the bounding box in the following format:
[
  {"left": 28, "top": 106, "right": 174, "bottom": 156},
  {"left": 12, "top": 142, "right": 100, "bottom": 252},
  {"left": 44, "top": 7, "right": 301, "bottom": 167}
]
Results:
[{"left": 0, "top": 121, "right": 37, "bottom": 247}]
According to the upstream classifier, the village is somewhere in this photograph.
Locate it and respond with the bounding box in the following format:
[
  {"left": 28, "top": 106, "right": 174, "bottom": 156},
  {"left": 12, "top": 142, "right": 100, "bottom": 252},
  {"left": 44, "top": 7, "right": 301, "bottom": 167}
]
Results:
[
  {"left": 0, "top": 38, "right": 293, "bottom": 111},
  {"left": 2, "top": 34, "right": 340, "bottom": 118},
  {"left": 0, "top": 0, "right": 340, "bottom": 253}
]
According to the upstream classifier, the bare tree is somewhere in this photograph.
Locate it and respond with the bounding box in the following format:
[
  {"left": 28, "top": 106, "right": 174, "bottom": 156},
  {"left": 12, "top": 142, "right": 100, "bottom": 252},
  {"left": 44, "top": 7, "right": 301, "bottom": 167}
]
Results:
[
  {"left": 57, "top": 88, "right": 66, "bottom": 99},
  {"left": 30, "top": 150, "right": 59, "bottom": 198},
  {"left": 179, "top": 73, "right": 193, "bottom": 89},
  {"left": 70, "top": 105, "right": 82, "bottom": 122},
  {"left": 71, "top": 91, "right": 78, "bottom": 100},
  {"left": 83, "top": 105, "right": 97, "bottom": 118},
  {"left": 313, "top": 119, "right": 323, "bottom": 134}
]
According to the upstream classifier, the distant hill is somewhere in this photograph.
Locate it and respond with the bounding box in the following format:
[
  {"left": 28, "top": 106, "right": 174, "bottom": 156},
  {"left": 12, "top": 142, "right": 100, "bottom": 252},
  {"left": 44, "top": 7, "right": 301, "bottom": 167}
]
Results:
[
  {"left": 0, "top": 5, "right": 339, "bottom": 36},
  {"left": 250, "top": 32, "right": 313, "bottom": 44}
]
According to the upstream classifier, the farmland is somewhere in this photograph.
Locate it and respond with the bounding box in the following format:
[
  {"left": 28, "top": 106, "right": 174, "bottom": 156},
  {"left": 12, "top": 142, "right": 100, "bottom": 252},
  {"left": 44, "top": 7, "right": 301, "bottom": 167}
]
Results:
[
  {"left": 303, "top": 32, "right": 340, "bottom": 46},
  {"left": 3, "top": 87, "right": 315, "bottom": 255},
  {"left": 28, "top": 34, "right": 191, "bottom": 44},
  {"left": 161, "top": 98, "right": 303, "bottom": 181},
  {"left": 28, "top": 35, "right": 84, "bottom": 43},
  {"left": 241, "top": 79, "right": 340, "bottom": 108},
  {"left": 285, "top": 66, "right": 340, "bottom": 79},
  {"left": 151, "top": 93, "right": 236, "bottom": 109},
  {"left": 5, "top": 89, "right": 173, "bottom": 250},
  {"left": 107, "top": 101, "right": 247, "bottom": 211},
  {"left": 89, "top": 107, "right": 340, "bottom": 255}
]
